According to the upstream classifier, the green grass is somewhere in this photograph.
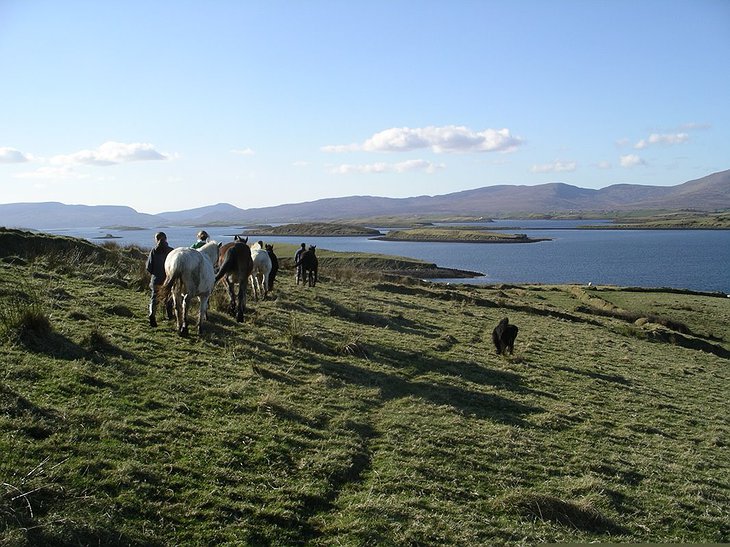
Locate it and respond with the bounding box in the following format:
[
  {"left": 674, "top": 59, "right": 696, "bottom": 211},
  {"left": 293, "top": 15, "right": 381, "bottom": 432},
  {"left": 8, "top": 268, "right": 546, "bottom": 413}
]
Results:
[{"left": 0, "top": 231, "right": 728, "bottom": 545}]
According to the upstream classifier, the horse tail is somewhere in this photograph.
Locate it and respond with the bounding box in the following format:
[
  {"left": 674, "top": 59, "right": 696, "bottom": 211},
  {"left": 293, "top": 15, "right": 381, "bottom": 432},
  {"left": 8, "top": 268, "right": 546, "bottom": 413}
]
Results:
[
  {"left": 163, "top": 268, "right": 181, "bottom": 292},
  {"left": 215, "top": 249, "right": 234, "bottom": 282}
]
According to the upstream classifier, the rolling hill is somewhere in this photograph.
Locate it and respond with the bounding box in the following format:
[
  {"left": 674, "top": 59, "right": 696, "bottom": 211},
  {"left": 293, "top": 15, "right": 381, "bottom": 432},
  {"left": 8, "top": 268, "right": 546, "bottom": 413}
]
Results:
[{"left": 1, "top": 170, "right": 728, "bottom": 229}]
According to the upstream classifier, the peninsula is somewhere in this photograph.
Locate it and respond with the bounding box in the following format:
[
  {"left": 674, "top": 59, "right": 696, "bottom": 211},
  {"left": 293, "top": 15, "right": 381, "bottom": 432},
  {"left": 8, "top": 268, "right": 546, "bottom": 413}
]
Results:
[{"left": 373, "top": 227, "right": 550, "bottom": 243}]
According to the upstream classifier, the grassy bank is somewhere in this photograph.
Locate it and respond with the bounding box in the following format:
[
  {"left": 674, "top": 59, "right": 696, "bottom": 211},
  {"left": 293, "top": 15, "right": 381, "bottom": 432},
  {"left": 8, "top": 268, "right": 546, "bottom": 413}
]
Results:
[{"left": 0, "top": 231, "right": 728, "bottom": 545}]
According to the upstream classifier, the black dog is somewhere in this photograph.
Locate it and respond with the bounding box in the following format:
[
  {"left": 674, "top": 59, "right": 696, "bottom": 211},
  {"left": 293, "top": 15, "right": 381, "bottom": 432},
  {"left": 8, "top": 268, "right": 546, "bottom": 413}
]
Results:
[{"left": 492, "top": 317, "right": 518, "bottom": 355}]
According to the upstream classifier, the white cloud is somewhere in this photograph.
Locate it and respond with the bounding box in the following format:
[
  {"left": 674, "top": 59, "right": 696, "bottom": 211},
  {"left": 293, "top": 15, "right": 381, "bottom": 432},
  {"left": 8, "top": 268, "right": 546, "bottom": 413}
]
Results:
[
  {"left": 330, "top": 159, "right": 445, "bottom": 175},
  {"left": 231, "top": 147, "right": 255, "bottom": 156},
  {"left": 51, "top": 141, "right": 168, "bottom": 166},
  {"left": 321, "top": 143, "right": 360, "bottom": 153},
  {"left": 530, "top": 160, "right": 577, "bottom": 174},
  {"left": 597, "top": 161, "right": 612, "bottom": 169},
  {"left": 634, "top": 132, "right": 689, "bottom": 149},
  {"left": 620, "top": 154, "right": 645, "bottom": 168},
  {"left": 679, "top": 122, "right": 711, "bottom": 131},
  {"left": 323, "top": 125, "right": 523, "bottom": 154},
  {"left": 0, "top": 147, "right": 32, "bottom": 163}
]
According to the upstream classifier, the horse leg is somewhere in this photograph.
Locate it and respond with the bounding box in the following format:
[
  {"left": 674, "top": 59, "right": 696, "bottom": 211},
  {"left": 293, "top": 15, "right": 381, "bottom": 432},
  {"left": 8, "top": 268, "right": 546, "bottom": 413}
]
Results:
[
  {"left": 198, "top": 295, "right": 209, "bottom": 335},
  {"left": 253, "top": 274, "right": 260, "bottom": 301},
  {"left": 172, "top": 290, "right": 183, "bottom": 332},
  {"left": 180, "top": 293, "right": 189, "bottom": 336},
  {"left": 262, "top": 272, "right": 269, "bottom": 299},
  {"left": 236, "top": 281, "right": 246, "bottom": 322},
  {"left": 226, "top": 279, "right": 236, "bottom": 316}
]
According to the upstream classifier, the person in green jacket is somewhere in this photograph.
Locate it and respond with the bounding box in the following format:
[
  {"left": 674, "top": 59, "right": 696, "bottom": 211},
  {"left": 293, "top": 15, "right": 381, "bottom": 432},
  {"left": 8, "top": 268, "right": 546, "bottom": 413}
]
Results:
[{"left": 191, "top": 230, "right": 209, "bottom": 249}]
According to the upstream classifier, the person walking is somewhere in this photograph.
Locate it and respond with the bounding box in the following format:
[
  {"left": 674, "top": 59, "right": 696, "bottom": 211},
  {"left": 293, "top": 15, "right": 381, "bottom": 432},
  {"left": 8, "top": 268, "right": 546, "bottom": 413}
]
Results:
[{"left": 146, "top": 231, "right": 174, "bottom": 327}]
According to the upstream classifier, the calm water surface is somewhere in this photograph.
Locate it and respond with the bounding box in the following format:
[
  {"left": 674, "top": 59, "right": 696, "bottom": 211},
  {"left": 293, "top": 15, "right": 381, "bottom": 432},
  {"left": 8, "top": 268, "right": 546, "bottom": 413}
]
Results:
[{"left": 51, "top": 220, "right": 730, "bottom": 293}]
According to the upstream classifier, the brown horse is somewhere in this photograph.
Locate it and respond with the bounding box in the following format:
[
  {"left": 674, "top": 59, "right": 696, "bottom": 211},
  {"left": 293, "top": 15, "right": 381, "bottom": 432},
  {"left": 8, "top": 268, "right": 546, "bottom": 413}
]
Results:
[{"left": 215, "top": 236, "right": 253, "bottom": 322}]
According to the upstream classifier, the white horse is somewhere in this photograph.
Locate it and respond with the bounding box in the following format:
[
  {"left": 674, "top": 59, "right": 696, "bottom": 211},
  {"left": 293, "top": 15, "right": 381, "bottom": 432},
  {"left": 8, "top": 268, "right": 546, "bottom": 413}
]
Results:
[
  {"left": 197, "top": 240, "right": 220, "bottom": 275},
  {"left": 250, "top": 247, "right": 272, "bottom": 301},
  {"left": 163, "top": 244, "right": 217, "bottom": 336}
]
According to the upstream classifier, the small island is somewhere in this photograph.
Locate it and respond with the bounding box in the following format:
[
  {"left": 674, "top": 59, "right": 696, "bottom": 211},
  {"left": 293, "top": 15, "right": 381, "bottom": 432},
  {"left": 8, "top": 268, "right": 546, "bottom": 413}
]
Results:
[
  {"left": 238, "top": 222, "right": 382, "bottom": 237},
  {"left": 372, "top": 227, "right": 550, "bottom": 243}
]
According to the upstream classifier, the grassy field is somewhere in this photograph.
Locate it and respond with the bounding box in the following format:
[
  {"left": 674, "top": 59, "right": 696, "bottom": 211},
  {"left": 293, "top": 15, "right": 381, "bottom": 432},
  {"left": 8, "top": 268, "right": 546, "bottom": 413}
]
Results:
[{"left": 0, "top": 230, "right": 728, "bottom": 545}]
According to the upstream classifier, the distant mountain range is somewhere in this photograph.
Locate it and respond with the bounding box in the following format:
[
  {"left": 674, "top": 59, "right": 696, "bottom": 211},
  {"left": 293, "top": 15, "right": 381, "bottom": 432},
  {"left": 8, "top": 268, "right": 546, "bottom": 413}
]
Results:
[{"left": 2, "top": 169, "right": 728, "bottom": 230}]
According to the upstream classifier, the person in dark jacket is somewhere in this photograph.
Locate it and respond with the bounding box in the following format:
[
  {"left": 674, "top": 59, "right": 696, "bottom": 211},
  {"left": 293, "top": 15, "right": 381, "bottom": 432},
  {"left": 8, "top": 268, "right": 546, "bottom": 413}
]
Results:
[{"left": 146, "top": 231, "right": 174, "bottom": 327}]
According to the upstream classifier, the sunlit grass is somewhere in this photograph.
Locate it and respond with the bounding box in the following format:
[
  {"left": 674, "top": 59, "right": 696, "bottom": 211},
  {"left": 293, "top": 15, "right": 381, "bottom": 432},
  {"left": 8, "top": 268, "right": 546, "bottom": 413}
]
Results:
[{"left": 0, "top": 230, "right": 728, "bottom": 544}]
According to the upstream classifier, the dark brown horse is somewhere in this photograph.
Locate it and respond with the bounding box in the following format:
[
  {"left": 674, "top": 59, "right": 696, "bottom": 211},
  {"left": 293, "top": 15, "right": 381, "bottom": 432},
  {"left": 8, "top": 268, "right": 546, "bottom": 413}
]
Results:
[
  {"left": 265, "top": 244, "right": 279, "bottom": 291},
  {"left": 296, "top": 245, "right": 318, "bottom": 287},
  {"left": 215, "top": 236, "right": 253, "bottom": 322}
]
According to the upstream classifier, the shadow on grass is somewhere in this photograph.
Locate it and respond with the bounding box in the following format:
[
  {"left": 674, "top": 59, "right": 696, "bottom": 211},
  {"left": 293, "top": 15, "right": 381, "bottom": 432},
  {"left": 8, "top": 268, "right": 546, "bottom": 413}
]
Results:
[
  {"left": 499, "top": 492, "right": 628, "bottom": 534},
  {"left": 375, "top": 345, "right": 530, "bottom": 393},
  {"left": 555, "top": 365, "right": 632, "bottom": 386},
  {"left": 0, "top": 384, "right": 63, "bottom": 440},
  {"left": 317, "top": 359, "right": 540, "bottom": 425},
  {"left": 317, "top": 296, "right": 438, "bottom": 336},
  {"left": 19, "top": 328, "right": 140, "bottom": 366}
]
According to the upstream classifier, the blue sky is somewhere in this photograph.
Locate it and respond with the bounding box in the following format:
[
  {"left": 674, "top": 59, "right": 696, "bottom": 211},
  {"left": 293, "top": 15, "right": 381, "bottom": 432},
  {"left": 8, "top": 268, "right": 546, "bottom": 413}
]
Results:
[{"left": 1, "top": 0, "right": 728, "bottom": 214}]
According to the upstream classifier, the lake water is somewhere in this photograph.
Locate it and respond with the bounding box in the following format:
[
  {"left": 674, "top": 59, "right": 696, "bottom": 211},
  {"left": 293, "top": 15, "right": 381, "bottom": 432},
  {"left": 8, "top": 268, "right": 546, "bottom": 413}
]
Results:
[{"left": 49, "top": 220, "right": 730, "bottom": 294}]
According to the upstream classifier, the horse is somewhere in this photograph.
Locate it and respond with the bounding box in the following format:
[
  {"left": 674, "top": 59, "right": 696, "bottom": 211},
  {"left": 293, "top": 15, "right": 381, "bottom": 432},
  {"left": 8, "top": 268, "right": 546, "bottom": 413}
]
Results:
[
  {"left": 250, "top": 247, "right": 272, "bottom": 301},
  {"left": 265, "top": 244, "right": 279, "bottom": 290},
  {"left": 215, "top": 236, "right": 253, "bottom": 322},
  {"left": 492, "top": 317, "right": 518, "bottom": 355},
  {"left": 296, "top": 245, "right": 318, "bottom": 287},
  {"left": 197, "top": 240, "right": 220, "bottom": 273},
  {"left": 163, "top": 245, "right": 217, "bottom": 336}
]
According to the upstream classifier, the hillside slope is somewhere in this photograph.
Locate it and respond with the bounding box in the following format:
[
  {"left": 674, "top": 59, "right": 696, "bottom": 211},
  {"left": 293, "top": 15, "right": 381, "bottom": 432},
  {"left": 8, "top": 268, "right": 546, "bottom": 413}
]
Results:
[
  {"left": 0, "top": 233, "right": 728, "bottom": 544},
  {"left": 2, "top": 170, "right": 728, "bottom": 228}
]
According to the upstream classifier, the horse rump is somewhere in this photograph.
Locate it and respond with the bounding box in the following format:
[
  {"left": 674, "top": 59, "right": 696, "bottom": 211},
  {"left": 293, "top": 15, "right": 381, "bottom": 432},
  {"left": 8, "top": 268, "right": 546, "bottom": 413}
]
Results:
[{"left": 216, "top": 240, "right": 253, "bottom": 322}]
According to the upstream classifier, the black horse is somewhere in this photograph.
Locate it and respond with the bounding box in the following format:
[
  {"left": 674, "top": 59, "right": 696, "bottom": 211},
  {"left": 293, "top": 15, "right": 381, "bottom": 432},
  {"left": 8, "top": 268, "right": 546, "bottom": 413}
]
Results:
[
  {"left": 265, "top": 244, "right": 279, "bottom": 291},
  {"left": 492, "top": 317, "right": 518, "bottom": 355},
  {"left": 296, "top": 245, "right": 318, "bottom": 287}
]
